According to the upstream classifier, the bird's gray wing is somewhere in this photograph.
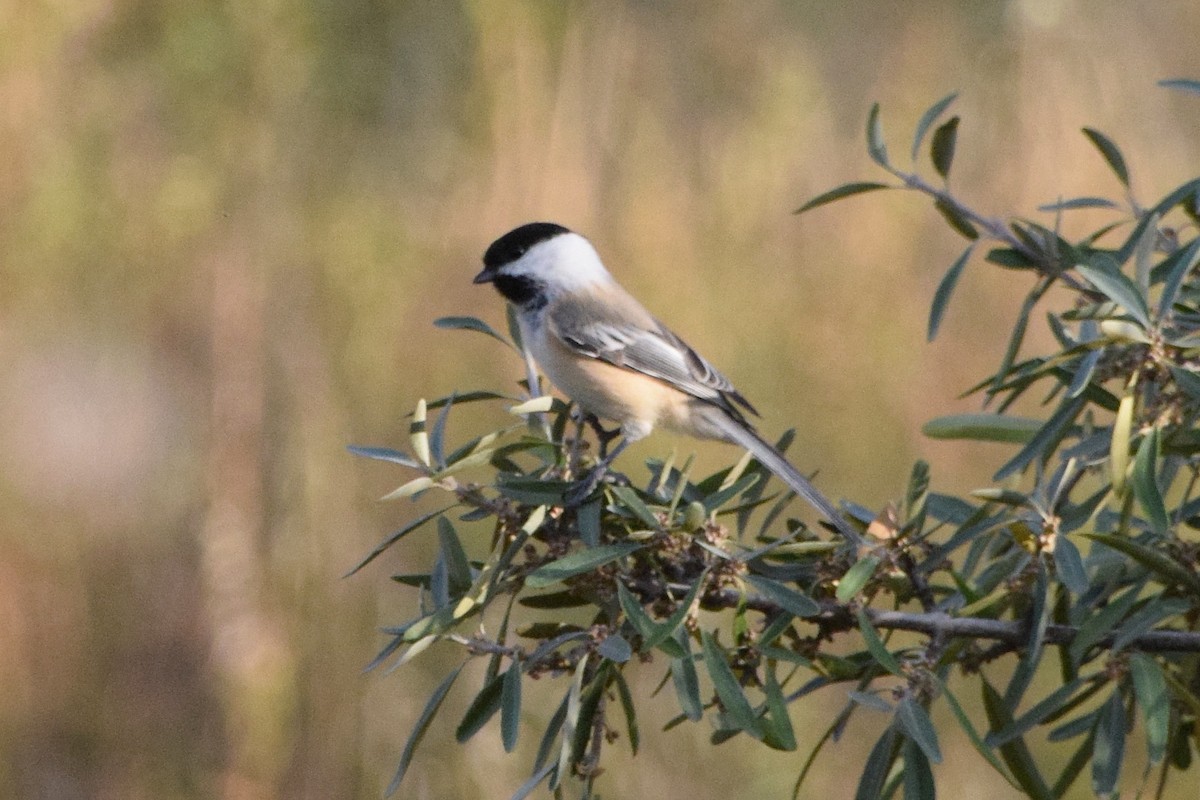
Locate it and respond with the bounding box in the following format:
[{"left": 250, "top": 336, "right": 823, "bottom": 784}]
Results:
[{"left": 547, "top": 292, "right": 758, "bottom": 417}]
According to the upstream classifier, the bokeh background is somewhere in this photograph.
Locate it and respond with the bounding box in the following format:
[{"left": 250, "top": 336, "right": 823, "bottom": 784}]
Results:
[{"left": 3, "top": 1, "right": 1199, "bottom": 798}]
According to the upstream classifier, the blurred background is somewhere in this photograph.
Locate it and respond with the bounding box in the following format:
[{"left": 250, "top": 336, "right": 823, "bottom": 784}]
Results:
[{"left": 3, "top": 1, "right": 1198, "bottom": 798}]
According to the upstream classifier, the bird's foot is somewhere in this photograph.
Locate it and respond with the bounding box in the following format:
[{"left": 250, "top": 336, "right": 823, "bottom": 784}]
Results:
[{"left": 563, "top": 465, "right": 630, "bottom": 507}]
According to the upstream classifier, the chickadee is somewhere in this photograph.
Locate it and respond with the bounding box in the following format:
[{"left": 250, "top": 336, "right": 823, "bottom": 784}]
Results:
[{"left": 474, "top": 221, "right": 859, "bottom": 542}]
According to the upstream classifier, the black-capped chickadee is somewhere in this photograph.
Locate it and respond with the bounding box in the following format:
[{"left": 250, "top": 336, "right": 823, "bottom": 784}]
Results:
[{"left": 474, "top": 222, "right": 859, "bottom": 542}]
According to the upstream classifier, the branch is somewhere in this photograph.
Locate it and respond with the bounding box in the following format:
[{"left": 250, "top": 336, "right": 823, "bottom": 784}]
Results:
[
  {"left": 698, "top": 586, "right": 1200, "bottom": 653},
  {"left": 867, "top": 609, "right": 1200, "bottom": 654}
]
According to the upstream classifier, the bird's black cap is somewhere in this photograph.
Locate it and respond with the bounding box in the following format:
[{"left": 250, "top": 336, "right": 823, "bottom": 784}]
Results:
[{"left": 480, "top": 222, "right": 571, "bottom": 273}]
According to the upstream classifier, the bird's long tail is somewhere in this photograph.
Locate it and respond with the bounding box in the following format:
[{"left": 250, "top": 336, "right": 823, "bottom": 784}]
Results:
[{"left": 709, "top": 413, "right": 861, "bottom": 544}]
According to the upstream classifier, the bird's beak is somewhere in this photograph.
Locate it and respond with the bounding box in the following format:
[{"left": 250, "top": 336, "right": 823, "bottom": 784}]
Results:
[{"left": 472, "top": 268, "right": 493, "bottom": 284}]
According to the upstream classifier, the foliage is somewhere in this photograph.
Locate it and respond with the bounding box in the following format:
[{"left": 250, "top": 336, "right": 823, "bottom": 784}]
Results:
[{"left": 353, "top": 84, "right": 1200, "bottom": 800}]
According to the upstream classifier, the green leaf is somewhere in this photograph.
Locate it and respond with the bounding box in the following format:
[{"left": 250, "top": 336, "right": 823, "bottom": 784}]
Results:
[
  {"left": 934, "top": 197, "right": 979, "bottom": 239},
  {"left": 896, "top": 698, "right": 942, "bottom": 764},
  {"left": 981, "top": 679, "right": 1054, "bottom": 800},
  {"left": 670, "top": 628, "right": 703, "bottom": 721},
  {"left": 930, "top": 115, "right": 960, "bottom": 179},
  {"left": 433, "top": 315, "right": 514, "bottom": 349},
  {"left": 346, "top": 444, "right": 420, "bottom": 468},
  {"left": 598, "top": 634, "right": 632, "bottom": 663},
  {"left": 1092, "top": 689, "right": 1126, "bottom": 797},
  {"left": 1037, "top": 197, "right": 1120, "bottom": 211},
  {"left": 455, "top": 670, "right": 505, "bottom": 743},
  {"left": 838, "top": 554, "right": 881, "bottom": 602},
  {"left": 902, "top": 737, "right": 937, "bottom": 800},
  {"left": 609, "top": 484, "right": 662, "bottom": 529},
  {"left": 986, "top": 678, "right": 1086, "bottom": 747},
  {"left": 496, "top": 476, "right": 573, "bottom": 505},
  {"left": 1158, "top": 78, "right": 1200, "bottom": 96},
  {"left": 855, "top": 724, "right": 900, "bottom": 800},
  {"left": 501, "top": 662, "right": 522, "bottom": 752},
  {"left": 525, "top": 543, "right": 642, "bottom": 589},
  {"left": 1084, "top": 533, "right": 1200, "bottom": 594},
  {"left": 939, "top": 681, "right": 1016, "bottom": 784},
  {"left": 1157, "top": 236, "right": 1200, "bottom": 320},
  {"left": 437, "top": 517, "right": 473, "bottom": 597},
  {"left": 1054, "top": 535, "right": 1089, "bottom": 595},
  {"left": 1128, "top": 653, "right": 1168, "bottom": 765},
  {"left": 856, "top": 608, "right": 904, "bottom": 676},
  {"left": 795, "top": 182, "right": 892, "bottom": 214},
  {"left": 1068, "top": 582, "right": 1142, "bottom": 665},
  {"left": 1003, "top": 562, "right": 1048, "bottom": 709},
  {"left": 744, "top": 575, "right": 820, "bottom": 617},
  {"left": 346, "top": 505, "right": 454, "bottom": 577},
  {"left": 927, "top": 245, "right": 974, "bottom": 341},
  {"left": 910, "top": 91, "right": 958, "bottom": 160},
  {"left": 1077, "top": 257, "right": 1153, "bottom": 330},
  {"left": 577, "top": 498, "right": 601, "bottom": 547},
  {"left": 922, "top": 413, "right": 1041, "bottom": 443},
  {"left": 762, "top": 664, "right": 797, "bottom": 751},
  {"left": 611, "top": 668, "right": 639, "bottom": 755},
  {"left": 993, "top": 395, "right": 1085, "bottom": 481},
  {"left": 1082, "top": 127, "right": 1130, "bottom": 188},
  {"left": 386, "top": 663, "right": 464, "bottom": 796},
  {"left": 701, "top": 630, "right": 764, "bottom": 740},
  {"left": 867, "top": 103, "right": 889, "bottom": 167},
  {"left": 993, "top": 276, "right": 1053, "bottom": 393},
  {"left": 1132, "top": 427, "right": 1170, "bottom": 535}
]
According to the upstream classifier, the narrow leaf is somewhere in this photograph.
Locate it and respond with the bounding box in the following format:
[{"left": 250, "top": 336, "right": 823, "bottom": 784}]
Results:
[
  {"left": 670, "top": 628, "right": 703, "bottom": 721},
  {"left": 612, "top": 668, "right": 640, "bottom": 754},
  {"left": 345, "top": 506, "right": 453, "bottom": 576},
  {"left": 410, "top": 398, "right": 430, "bottom": 467},
  {"left": 1132, "top": 427, "right": 1170, "bottom": 534},
  {"left": 347, "top": 445, "right": 420, "bottom": 468},
  {"left": 940, "top": 681, "right": 1016, "bottom": 783},
  {"left": 437, "top": 517, "right": 473, "bottom": 596},
  {"left": 525, "top": 543, "right": 642, "bottom": 589},
  {"left": 1091, "top": 690, "right": 1126, "bottom": 797},
  {"left": 598, "top": 634, "right": 632, "bottom": 663},
  {"left": 795, "top": 182, "right": 892, "bottom": 214},
  {"left": 386, "top": 664, "right": 464, "bottom": 796},
  {"left": 981, "top": 679, "right": 1054, "bottom": 800},
  {"left": 866, "top": 103, "right": 889, "bottom": 166},
  {"left": 1129, "top": 653, "right": 1168, "bottom": 765},
  {"left": 1037, "top": 197, "right": 1120, "bottom": 211},
  {"left": 993, "top": 395, "right": 1085, "bottom": 481},
  {"left": 857, "top": 608, "right": 904, "bottom": 676},
  {"left": 455, "top": 671, "right": 505, "bottom": 742},
  {"left": 838, "top": 555, "right": 881, "bottom": 601},
  {"left": 501, "top": 662, "right": 522, "bottom": 752},
  {"left": 930, "top": 115, "right": 960, "bottom": 179},
  {"left": 434, "top": 315, "right": 514, "bottom": 349},
  {"left": 762, "top": 664, "right": 798, "bottom": 751},
  {"left": 1054, "top": 535, "right": 1089, "bottom": 595},
  {"left": 910, "top": 91, "right": 958, "bottom": 160},
  {"left": 902, "top": 738, "right": 937, "bottom": 800},
  {"left": 1077, "top": 258, "right": 1153, "bottom": 330},
  {"left": 702, "top": 631, "right": 764, "bottom": 739},
  {"left": 1159, "top": 78, "right": 1200, "bottom": 96},
  {"left": 745, "top": 575, "right": 820, "bottom": 617},
  {"left": 896, "top": 698, "right": 942, "bottom": 764},
  {"left": 1082, "top": 127, "right": 1130, "bottom": 188},
  {"left": 855, "top": 724, "right": 899, "bottom": 800},
  {"left": 1084, "top": 533, "right": 1200, "bottom": 594},
  {"left": 1157, "top": 236, "right": 1200, "bottom": 320},
  {"left": 927, "top": 245, "right": 974, "bottom": 340},
  {"left": 934, "top": 197, "right": 979, "bottom": 239}
]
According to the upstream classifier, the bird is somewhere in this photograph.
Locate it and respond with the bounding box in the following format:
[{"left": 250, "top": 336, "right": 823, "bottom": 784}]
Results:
[{"left": 473, "top": 221, "right": 859, "bottom": 542}]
